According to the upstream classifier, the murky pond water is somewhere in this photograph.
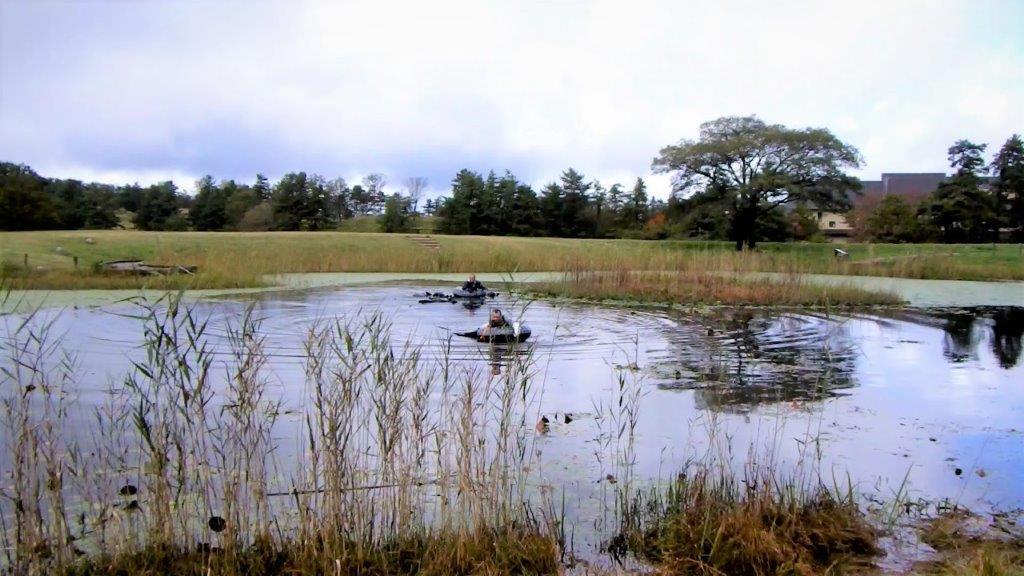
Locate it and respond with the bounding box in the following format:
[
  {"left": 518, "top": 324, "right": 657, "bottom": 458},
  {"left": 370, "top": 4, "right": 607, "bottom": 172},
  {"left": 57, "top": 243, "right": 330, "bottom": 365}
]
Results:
[{"left": 3, "top": 281, "right": 1023, "bottom": 563}]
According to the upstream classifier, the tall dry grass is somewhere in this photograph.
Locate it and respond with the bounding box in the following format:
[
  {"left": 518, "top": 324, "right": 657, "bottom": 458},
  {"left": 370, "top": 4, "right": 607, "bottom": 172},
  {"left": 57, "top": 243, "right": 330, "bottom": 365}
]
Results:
[
  {"left": 535, "top": 269, "right": 902, "bottom": 306},
  {"left": 0, "top": 295, "right": 560, "bottom": 575},
  {"left": 610, "top": 408, "right": 881, "bottom": 576},
  {"left": 613, "top": 464, "right": 879, "bottom": 575},
  {"left": 4, "top": 231, "right": 1021, "bottom": 289}
]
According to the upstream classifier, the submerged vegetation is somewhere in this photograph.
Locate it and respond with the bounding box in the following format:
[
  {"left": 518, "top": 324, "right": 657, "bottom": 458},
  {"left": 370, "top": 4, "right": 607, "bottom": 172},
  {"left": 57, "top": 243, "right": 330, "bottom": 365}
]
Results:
[
  {"left": 2, "top": 230, "right": 1022, "bottom": 290},
  {"left": 534, "top": 270, "right": 902, "bottom": 306}
]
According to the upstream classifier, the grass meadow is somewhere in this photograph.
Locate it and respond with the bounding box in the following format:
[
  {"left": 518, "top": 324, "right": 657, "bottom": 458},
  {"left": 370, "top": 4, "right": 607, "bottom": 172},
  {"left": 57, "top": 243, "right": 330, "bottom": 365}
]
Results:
[{"left": 1, "top": 231, "right": 1021, "bottom": 293}]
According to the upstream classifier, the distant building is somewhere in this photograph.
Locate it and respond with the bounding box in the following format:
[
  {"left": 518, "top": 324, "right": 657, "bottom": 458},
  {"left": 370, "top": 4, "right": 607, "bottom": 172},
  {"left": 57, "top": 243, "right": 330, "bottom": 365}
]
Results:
[
  {"left": 860, "top": 173, "right": 948, "bottom": 205},
  {"left": 813, "top": 172, "right": 951, "bottom": 241}
]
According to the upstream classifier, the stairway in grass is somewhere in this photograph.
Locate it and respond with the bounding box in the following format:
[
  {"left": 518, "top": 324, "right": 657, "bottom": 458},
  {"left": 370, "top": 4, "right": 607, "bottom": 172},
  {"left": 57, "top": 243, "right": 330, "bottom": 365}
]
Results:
[{"left": 407, "top": 234, "right": 440, "bottom": 250}]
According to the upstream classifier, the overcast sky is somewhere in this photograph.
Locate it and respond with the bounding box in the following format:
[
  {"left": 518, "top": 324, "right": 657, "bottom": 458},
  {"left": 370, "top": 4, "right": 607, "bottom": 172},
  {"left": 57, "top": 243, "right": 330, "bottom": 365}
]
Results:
[{"left": 2, "top": 0, "right": 1022, "bottom": 197}]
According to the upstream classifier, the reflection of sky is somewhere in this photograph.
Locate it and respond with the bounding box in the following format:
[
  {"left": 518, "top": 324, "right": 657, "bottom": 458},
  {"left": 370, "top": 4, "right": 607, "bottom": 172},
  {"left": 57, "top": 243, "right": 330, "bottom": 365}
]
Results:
[{"left": 2, "top": 286, "right": 1022, "bottom": 533}]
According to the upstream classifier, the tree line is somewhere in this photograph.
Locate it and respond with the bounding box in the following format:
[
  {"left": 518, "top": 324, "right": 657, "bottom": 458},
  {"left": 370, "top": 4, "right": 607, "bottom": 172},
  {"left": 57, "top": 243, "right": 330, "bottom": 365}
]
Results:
[
  {"left": 0, "top": 165, "right": 410, "bottom": 232},
  {"left": 2, "top": 116, "right": 1021, "bottom": 244},
  {"left": 433, "top": 169, "right": 657, "bottom": 238}
]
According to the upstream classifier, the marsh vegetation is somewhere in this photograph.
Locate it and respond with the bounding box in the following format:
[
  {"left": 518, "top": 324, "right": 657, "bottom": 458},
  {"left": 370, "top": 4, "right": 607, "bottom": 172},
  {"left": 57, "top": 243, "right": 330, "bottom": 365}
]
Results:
[
  {"left": 3, "top": 230, "right": 1022, "bottom": 291},
  {"left": 2, "top": 286, "right": 1022, "bottom": 574}
]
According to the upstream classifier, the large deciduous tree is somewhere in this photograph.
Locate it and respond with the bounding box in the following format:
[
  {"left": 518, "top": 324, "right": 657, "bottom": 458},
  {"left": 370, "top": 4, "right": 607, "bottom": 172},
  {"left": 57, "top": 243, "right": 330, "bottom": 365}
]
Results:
[
  {"left": 0, "top": 163, "right": 58, "bottom": 230},
  {"left": 652, "top": 116, "right": 862, "bottom": 250}
]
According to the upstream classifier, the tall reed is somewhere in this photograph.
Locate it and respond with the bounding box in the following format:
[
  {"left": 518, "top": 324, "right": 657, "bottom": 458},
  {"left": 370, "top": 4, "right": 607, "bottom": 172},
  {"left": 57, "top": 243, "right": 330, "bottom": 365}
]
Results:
[{"left": 0, "top": 295, "right": 559, "bottom": 574}]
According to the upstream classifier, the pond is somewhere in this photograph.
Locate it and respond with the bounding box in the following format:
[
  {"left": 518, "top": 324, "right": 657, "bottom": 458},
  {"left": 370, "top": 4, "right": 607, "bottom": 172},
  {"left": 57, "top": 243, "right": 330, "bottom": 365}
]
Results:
[{"left": 2, "top": 280, "right": 1023, "bottom": 566}]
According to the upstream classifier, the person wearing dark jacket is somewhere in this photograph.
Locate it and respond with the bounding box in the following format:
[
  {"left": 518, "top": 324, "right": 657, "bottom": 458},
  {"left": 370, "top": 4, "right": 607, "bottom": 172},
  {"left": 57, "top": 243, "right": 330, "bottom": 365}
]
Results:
[
  {"left": 480, "top": 308, "right": 510, "bottom": 339},
  {"left": 461, "top": 274, "right": 486, "bottom": 293}
]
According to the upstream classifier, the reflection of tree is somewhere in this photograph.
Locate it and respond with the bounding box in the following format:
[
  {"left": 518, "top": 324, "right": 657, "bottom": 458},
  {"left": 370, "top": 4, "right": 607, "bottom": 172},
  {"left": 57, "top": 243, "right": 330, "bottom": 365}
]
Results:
[
  {"left": 658, "top": 310, "right": 857, "bottom": 414},
  {"left": 990, "top": 307, "right": 1024, "bottom": 369},
  {"left": 940, "top": 313, "right": 980, "bottom": 362}
]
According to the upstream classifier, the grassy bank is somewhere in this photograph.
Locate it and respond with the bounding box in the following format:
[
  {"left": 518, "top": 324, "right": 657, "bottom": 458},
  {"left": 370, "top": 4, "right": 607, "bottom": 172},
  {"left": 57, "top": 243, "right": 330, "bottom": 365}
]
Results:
[
  {"left": 914, "top": 510, "right": 1024, "bottom": 575},
  {"left": 533, "top": 270, "right": 903, "bottom": 306},
  {"left": 613, "top": 464, "right": 880, "bottom": 575},
  {"left": 1, "top": 230, "right": 1022, "bottom": 289}
]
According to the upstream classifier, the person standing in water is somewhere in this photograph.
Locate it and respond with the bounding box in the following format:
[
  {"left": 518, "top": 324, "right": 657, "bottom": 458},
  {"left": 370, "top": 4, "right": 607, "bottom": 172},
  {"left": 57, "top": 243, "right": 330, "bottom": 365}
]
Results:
[{"left": 462, "top": 274, "right": 486, "bottom": 293}]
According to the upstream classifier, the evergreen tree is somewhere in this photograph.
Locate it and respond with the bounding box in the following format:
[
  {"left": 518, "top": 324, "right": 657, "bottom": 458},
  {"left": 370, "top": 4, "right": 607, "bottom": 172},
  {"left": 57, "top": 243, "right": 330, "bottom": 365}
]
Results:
[
  {"left": 606, "top": 183, "right": 625, "bottom": 224},
  {"left": 620, "top": 177, "right": 649, "bottom": 229},
  {"left": 271, "top": 172, "right": 311, "bottom": 231},
  {"left": 253, "top": 173, "right": 271, "bottom": 202},
  {"left": 991, "top": 134, "right": 1024, "bottom": 240},
  {"left": 559, "top": 168, "right": 592, "bottom": 237},
  {"left": 919, "top": 140, "right": 997, "bottom": 242},
  {"left": 591, "top": 180, "right": 608, "bottom": 236},
  {"left": 437, "top": 169, "right": 484, "bottom": 234},
  {"left": 189, "top": 175, "right": 229, "bottom": 230},
  {"left": 539, "top": 183, "right": 564, "bottom": 236},
  {"left": 305, "top": 175, "right": 332, "bottom": 230},
  {"left": 118, "top": 183, "right": 145, "bottom": 213},
  {"left": 134, "top": 181, "right": 182, "bottom": 231}
]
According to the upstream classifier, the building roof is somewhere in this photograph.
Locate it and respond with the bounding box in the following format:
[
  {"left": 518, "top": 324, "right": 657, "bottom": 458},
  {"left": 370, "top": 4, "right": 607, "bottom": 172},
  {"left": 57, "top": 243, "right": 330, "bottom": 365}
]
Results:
[{"left": 880, "top": 173, "right": 948, "bottom": 196}]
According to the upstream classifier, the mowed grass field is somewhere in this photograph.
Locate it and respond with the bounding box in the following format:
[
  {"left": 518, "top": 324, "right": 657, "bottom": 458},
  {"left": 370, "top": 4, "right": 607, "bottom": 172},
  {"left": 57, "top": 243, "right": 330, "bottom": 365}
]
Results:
[{"left": 1, "top": 230, "right": 1022, "bottom": 289}]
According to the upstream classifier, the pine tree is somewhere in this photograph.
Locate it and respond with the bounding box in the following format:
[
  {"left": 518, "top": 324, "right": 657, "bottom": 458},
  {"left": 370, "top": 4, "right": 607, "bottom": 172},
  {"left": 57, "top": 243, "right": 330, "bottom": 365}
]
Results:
[
  {"left": 559, "top": 168, "right": 592, "bottom": 237},
  {"left": 991, "top": 134, "right": 1024, "bottom": 240},
  {"left": 920, "top": 140, "right": 997, "bottom": 243},
  {"left": 189, "top": 175, "right": 229, "bottom": 230},
  {"left": 540, "top": 183, "right": 564, "bottom": 236}
]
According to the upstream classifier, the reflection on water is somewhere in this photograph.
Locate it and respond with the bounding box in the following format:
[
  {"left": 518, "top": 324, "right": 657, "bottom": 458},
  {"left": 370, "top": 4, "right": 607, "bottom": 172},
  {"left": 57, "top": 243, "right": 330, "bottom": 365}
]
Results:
[
  {"left": 990, "top": 307, "right": 1024, "bottom": 368},
  {"left": 940, "top": 311, "right": 983, "bottom": 363},
  {"left": 651, "top": 309, "right": 859, "bottom": 412},
  {"left": 2, "top": 284, "right": 1023, "bottom": 530}
]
